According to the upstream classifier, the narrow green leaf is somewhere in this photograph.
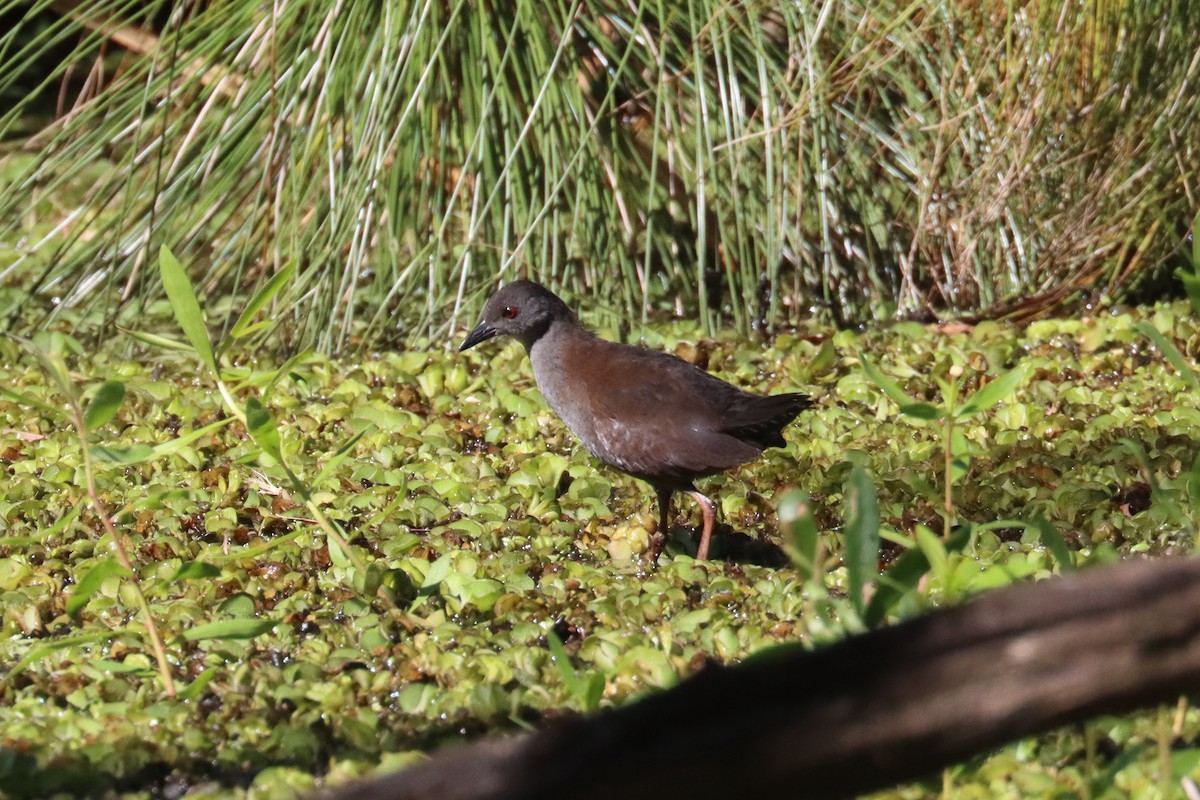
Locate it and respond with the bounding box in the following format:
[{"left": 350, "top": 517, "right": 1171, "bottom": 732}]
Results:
[
  {"left": 1177, "top": 268, "right": 1200, "bottom": 316},
  {"left": 178, "top": 666, "right": 220, "bottom": 700},
  {"left": 84, "top": 381, "right": 125, "bottom": 432},
  {"left": 914, "top": 525, "right": 948, "bottom": 578},
  {"left": 0, "top": 632, "right": 109, "bottom": 685},
  {"left": 1189, "top": 452, "right": 1200, "bottom": 515},
  {"left": 92, "top": 444, "right": 156, "bottom": 464},
  {"left": 313, "top": 425, "right": 374, "bottom": 487},
  {"left": 32, "top": 331, "right": 84, "bottom": 357},
  {"left": 843, "top": 464, "right": 880, "bottom": 617},
  {"left": 205, "top": 528, "right": 305, "bottom": 563},
  {"left": 950, "top": 428, "right": 970, "bottom": 482},
  {"left": 583, "top": 671, "right": 606, "bottom": 712},
  {"left": 89, "top": 407, "right": 230, "bottom": 466},
  {"left": 546, "top": 630, "right": 584, "bottom": 701},
  {"left": 778, "top": 489, "right": 820, "bottom": 583},
  {"left": 933, "top": 376, "right": 957, "bottom": 410},
  {"left": 1, "top": 386, "right": 62, "bottom": 417},
  {"left": 245, "top": 397, "right": 283, "bottom": 462},
  {"left": 119, "top": 328, "right": 195, "bottom": 352},
  {"left": 230, "top": 262, "right": 295, "bottom": 339},
  {"left": 145, "top": 416, "right": 235, "bottom": 460},
  {"left": 182, "top": 618, "right": 278, "bottom": 642},
  {"left": 859, "top": 356, "right": 921, "bottom": 408},
  {"left": 90, "top": 659, "right": 155, "bottom": 675},
  {"left": 1193, "top": 209, "right": 1200, "bottom": 271},
  {"left": 957, "top": 364, "right": 1028, "bottom": 417},
  {"left": 41, "top": 352, "right": 74, "bottom": 398},
  {"left": 949, "top": 427, "right": 970, "bottom": 458},
  {"left": 1134, "top": 321, "right": 1200, "bottom": 389},
  {"left": 25, "top": 500, "right": 83, "bottom": 543},
  {"left": 169, "top": 561, "right": 222, "bottom": 582},
  {"left": 899, "top": 402, "right": 945, "bottom": 420},
  {"left": 159, "top": 245, "right": 218, "bottom": 376},
  {"left": 67, "top": 557, "right": 132, "bottom": 618},
  {"left": 1026, "top": 517, "right": 1074, "bottom": 571}
]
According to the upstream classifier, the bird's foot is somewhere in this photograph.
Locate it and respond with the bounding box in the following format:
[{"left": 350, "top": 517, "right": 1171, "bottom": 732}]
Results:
[{"left": 647, "top": 530, "right": 668, "bottom": 567}]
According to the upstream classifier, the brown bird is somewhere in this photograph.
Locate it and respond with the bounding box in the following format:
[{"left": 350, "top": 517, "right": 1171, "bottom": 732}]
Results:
[{"left": 459, "top": 280, "right": 812, "bottom": 562}]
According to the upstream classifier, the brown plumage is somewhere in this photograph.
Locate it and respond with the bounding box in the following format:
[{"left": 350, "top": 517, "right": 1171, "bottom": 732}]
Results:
[{"left": 460, "top": 280, "right": 812, "bottom": 562}]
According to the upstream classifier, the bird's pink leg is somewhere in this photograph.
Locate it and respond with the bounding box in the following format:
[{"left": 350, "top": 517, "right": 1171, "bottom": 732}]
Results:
[{"left": 688, "top": 490, "right": 716, "bottom": 560}]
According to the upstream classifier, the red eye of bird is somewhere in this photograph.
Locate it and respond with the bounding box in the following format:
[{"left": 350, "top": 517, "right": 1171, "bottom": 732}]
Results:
[{"left": 502, "top": 306, "right": 518, "bottom": 319}]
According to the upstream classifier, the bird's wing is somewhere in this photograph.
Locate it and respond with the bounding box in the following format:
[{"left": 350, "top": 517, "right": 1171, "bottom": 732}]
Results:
[{"left": 569, "top": 342, "right": 759, "bottom": 481}]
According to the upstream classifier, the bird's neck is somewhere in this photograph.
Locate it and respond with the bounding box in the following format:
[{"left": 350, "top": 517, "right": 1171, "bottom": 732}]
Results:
[
  {"left": 526, "top": 316, "right": 585, "bottom": 352},
  {"left": 527, "top": 318, "right": 593, "bottom": 418}
]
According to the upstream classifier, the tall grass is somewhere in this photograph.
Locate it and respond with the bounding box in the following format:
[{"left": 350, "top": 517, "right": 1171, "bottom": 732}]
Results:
[{"left": 0, "top": 0, "right": 1196, "bottom": 351}]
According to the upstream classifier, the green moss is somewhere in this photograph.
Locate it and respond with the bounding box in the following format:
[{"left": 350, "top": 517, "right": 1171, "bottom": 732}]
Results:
[{"left": 1, "top": 304, "right": 1199, "bottom": 797}]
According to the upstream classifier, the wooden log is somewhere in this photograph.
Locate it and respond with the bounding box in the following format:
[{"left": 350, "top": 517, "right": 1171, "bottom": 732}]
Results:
[{"left": 320, "top": 557, "right": 1200, "bottom": 800}]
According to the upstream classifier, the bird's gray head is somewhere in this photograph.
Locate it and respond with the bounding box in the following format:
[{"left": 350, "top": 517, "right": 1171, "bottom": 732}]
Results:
[{"left": 458, "top": 280, "right": 576, "bottom": 352}]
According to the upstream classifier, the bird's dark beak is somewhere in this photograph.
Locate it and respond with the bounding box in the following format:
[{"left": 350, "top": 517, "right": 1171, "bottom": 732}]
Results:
[{"left": 459, "top": 321, "right": 498, "bottom": 351}]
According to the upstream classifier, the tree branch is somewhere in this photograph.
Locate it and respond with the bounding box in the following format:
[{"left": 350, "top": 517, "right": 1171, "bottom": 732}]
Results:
[{"left": 318, "top": 557, "right": 1200, "bottom": 800}]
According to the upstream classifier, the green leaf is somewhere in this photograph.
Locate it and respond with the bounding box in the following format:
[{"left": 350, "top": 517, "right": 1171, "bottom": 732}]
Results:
[
  {"left": 582, "top": 671, "right": 606, "bottom": 712},
  {"left": 1026, "top": 517, "right": 1074, "bottom": 572},
  {"left": 865, "top": 527, "right": 970, "bottom": 627},
  {"left": 778, "top": 489, "right": 820, "bottom": 583},
  {"left": 119, "top": 327, "right": 195, "bottom": 352},
  {"left": 914, "top": 525, "right": 947, "bottom": 579},
  {"left": 421, "top": 552, "right": 454, "bottom": 589},
  {"left": 169, "top": 561, "right": 222, "bottom": 582},
  {"left": 899, "top": 402, "right": 945, "bottom": 420},
  {"left": 67, "top": 557, "right": 132, "bottom": 618},
  {"left": 1189, "top": 452, "right": 1200, "bottom": 516},
  {"left": 95, "top": 414, "right": 232, "bottom": 466},
  {"left": 950, "top": 428, "right": 970, "bottom": 482},
  {"left": 229, "top": 262, "right": 295, "bottom": 340},
  {"left": 40, "top": 351, "right": 75, "bottom": 398},
  {"left": 1194, "top": 208, "right": 1200, "bottom": 273},
  {"left": 92, "top": 444, "right": 156, "bottom": 464},
  {"left": 1116, "top": 437, "right": 1188, "bottom": 528},
  {"left": 957, "top": 364, "right": 1028, "bottom": 417},
  {"left": 327, "top": 535, "right": 352, "bottom": 569},
  {"left": 6, "top": 500, "right": 84, "bottom": 545},
  {"left": 313, "top": 425, "right": 374, "bottom": 487},
  {"left": 32, "top": 330, "right": 84, "bottom": 357},
  {"left": 859, "top": 356, "right": 921, "bottom": 408},
  {"left": 90, "top": 658, "right": 155, "bottom": 675},
  {"left": 1177, "top": 267, "right": 1200, "bottom": 316},
  {"left": 178, "top": 666, "right": 220, "bottom": 701},
  {"left": 83, "top": 381, "right": 125, "bottom": 432},
  {"left": 182, "top": 618, "right": 278, "bottom": 642},
  {"left": 145, "top": 416, "right": 236, "bottom": 460},
  {"left": 1, "top": 386, "right": 62, "bottom": 417},
  {"left": 843, "top": 464, "right": 880, "bottom": 617},
  {"left": 0, "top": 632, "right": 109, "bottom": 685},
  {"left": 234, "top": 350, "right": 310, "bottom": 395},
  {"left": 546, "top": 630, "right": 585, "bottom": 702},
  {"left": 245, "top": 397, "right": 283, "bottom": 462},
  {"left": 206, "top": 528, "right": 306, "bottom": 563},
  {"left": 1134, "top": 321, "right": 1200, "bottom": 390},
  {"left": 803, "top": 339, "right": 836, "bottom": 379},
  {"left": 159, "top": 245, "right": 218, "bottom": 376}
]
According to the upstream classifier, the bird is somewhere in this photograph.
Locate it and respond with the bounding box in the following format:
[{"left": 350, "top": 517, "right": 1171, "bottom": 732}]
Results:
[{"left": 459, "top": 280, "right": 812, "bottom": 562}]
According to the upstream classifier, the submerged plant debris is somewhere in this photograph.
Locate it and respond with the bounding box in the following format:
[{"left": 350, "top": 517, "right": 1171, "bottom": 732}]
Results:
[{"left": 1, "top": 302, "right": 1199, "bottom": 798}]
